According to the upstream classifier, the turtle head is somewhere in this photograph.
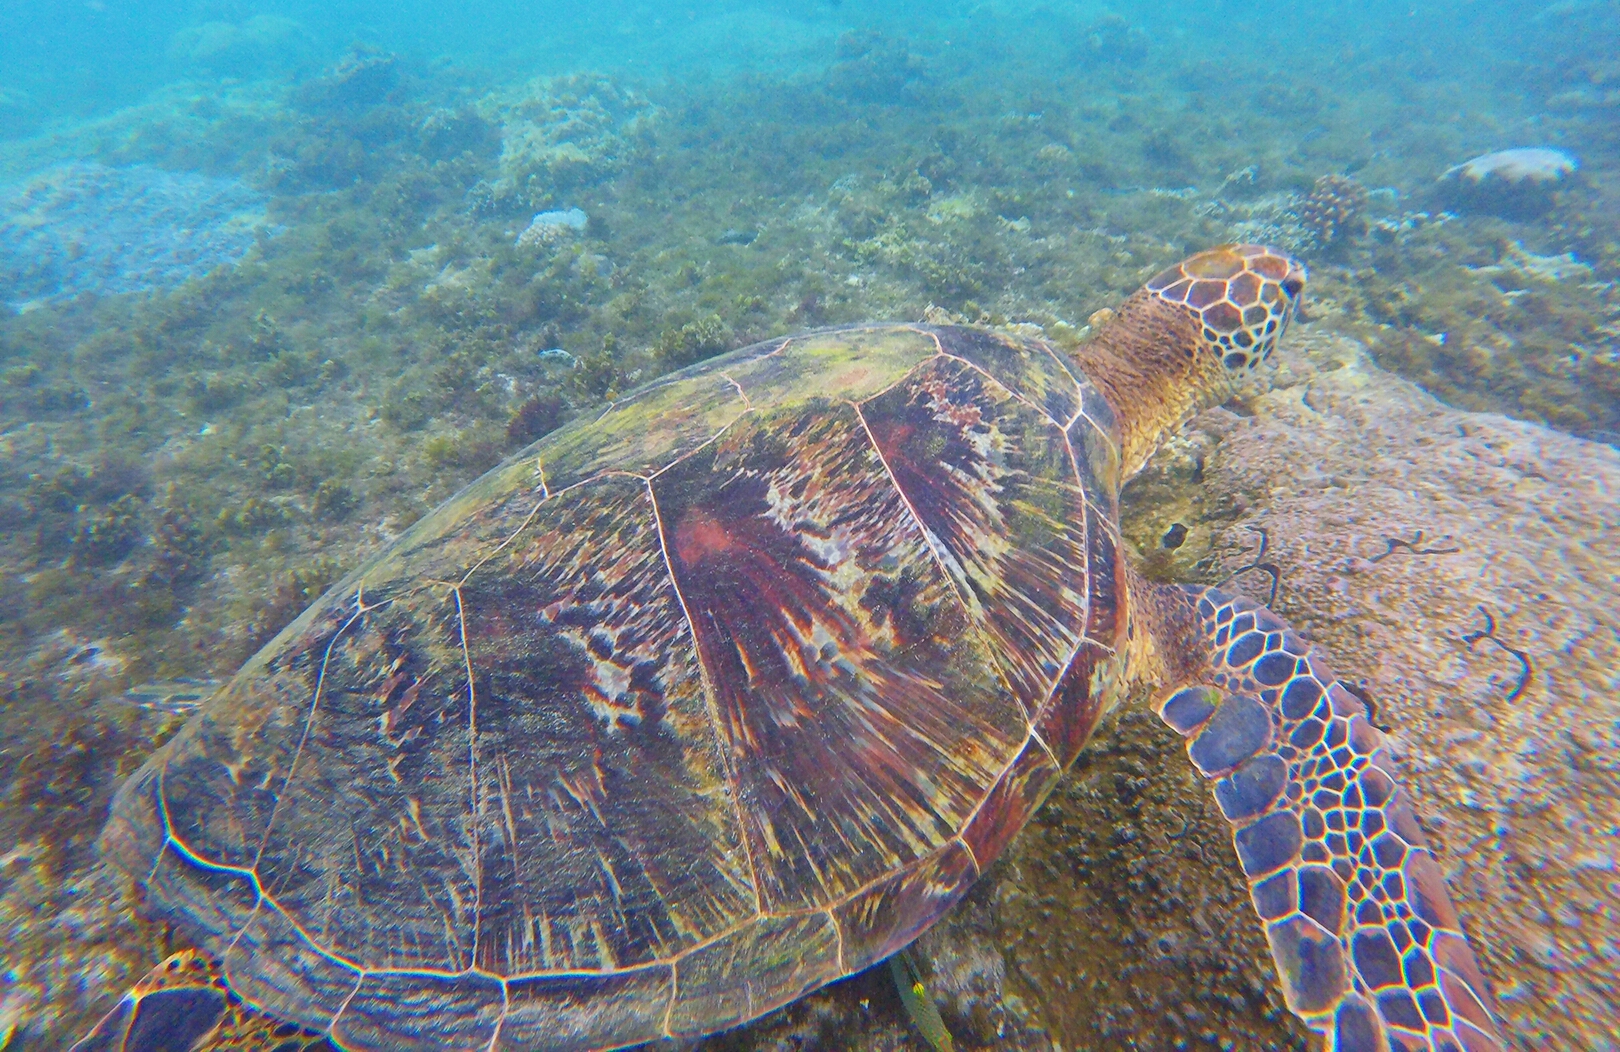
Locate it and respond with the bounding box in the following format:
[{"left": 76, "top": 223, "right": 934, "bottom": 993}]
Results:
[
  {"left": 1070, "top": 244, "right": 1307, "bottom": 480},
  {"left": 1143, "top": 243, "right": 1306, "bottom": 371}
]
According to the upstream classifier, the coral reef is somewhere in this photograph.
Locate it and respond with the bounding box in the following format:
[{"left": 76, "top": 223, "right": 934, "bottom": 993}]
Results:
[
  {"left": 471, "top": 74, "right": 658, "bottom": 215},
  {"left": 826, "top": 30, "right": 934, "bottom": 106},
  {"left": 0, "top": 163, "right": 272, "bottom": 308},
  {"left": 1298, "top": 173, "right": 1369, "bottom": 250},
  {"left": 1338, "top": 224, "right": 1620, "bottom": 441},
  {"left": 294, "top": 46, "right": 402, "bottom": 113},
  {"left": 515, "top": 207, "right": 588, "bottom": 247}
]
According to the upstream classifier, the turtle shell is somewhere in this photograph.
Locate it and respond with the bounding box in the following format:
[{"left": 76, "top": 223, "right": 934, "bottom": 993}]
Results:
[{"left": 102, "top": 324, "right": 1133, "bottom": 1050}]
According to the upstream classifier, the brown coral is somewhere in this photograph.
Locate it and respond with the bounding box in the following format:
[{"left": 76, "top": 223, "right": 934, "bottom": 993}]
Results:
[{"left": 1298, "top": 173, "right": 1369, "bottom": 247}]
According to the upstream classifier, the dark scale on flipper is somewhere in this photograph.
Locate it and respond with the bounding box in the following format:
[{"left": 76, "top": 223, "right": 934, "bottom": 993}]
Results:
[
  {"left": 1225, "top": 631, "right": 1266, "bottom": 668},
  {"left": 1187, "top": 693, "right": 1272, "bottom": 775},
  {"left": 1160, "top": 685, "right": 1216, "bottom": 734},
  {"left": 1214, "top": 753, "right": 1287, "bottom": 821},
  {"left": 1153, "top": 585, "right": 1506, "bottom": 1051},
  {"left": 71, "top": 951, "right": 333, "bottom": 1052}
]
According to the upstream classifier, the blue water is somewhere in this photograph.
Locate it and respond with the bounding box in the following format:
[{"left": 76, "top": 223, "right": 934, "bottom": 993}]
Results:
[
  {"left": 0, "top": 1, "right": 1616, "bottom": 1049},
  {"left": 0, "top": 1, "right": 1606, "bottom": 131}
]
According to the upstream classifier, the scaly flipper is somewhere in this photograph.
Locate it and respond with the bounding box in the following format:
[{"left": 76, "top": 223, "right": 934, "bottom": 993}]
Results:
[
  {"left": 70, "top": 950, "right": 331, "bottom": 1052},
  {"left": 1149, "top": 585, "right": 1505, "bottom": 1052}
]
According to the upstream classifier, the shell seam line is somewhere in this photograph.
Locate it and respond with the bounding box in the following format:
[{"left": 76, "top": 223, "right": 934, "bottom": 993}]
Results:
[
  {"left": 912, "top": 345, "right": 1081, "bottom": 767},
  {"left": 642, "top": 475, "right": 767, "bottom": 917},
  {"left": 1061, "top": 428, "right": 1096, "bottom": 656},
  {"left": 484, "top": 981, "right": 510, "bottom": 1052},
  {"left": 931, "top": 349, "right": 1062, "bottom": 430},
  {"left": 719, "top": 371, "right": 751, "bottom": 409},
  {"left": 954, "top": 835, "right": 983, "bottom": 881},
  {"left": 661, "top": 959, "right": 680, "bottom": 1038},
  {"left": 456, "top": 493, "right": 553, "bottom": 588},
  {"left": 248, "top": 594, "right": 371, "bottom": 873},
  {"left": 1065, "top": 404, "right": 1123, "bottom": 466},
  {"left": 848, "top": 373, "right": 1059, "bottom": 754},
  {"left": 1037, "top": 336, "right": 1088, "bottom": 395},
  {"left": 1029, "top": 634, "right": 1095, "bottom": 740},
  {"left": 452, "top": 584, "right": 484, "bottom": 972},
  {"left": 325, "top": 971, "right": 364, "bottom": 1044},
  {"left": 847, "top": 389, "right": 1042, "bottom": 738},
  {"left": 952, "top": 730, "right": 1044, "bottom": 873},
  {"left": 646, "top": 404, "right": 754, "bottom": 481},
  {"left": 153, "top": 779, "right": 971, "bottom": 985},
  {"left": 846, "top": 397, "right": 977, "bottom": 633}
]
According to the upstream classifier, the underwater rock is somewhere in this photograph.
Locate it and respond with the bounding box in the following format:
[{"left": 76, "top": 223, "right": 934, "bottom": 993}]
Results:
[
  {"left": 827, "top": 30, "right": 933, "bottom": 105},
  {"left": 1444, "top": 147, "right": 1577, "bottom": 185},
  {"left": 1155, "top": 329, "right": 1618, "bottom": 1050},
  {"left": 1438, "top": 147, "right": 1578, "bottom": 217},
  {"left": 515, "top": 207, "right": 589, "bottom": 247},
  {"left": 0, "top": 164, "right": 273, "bottom": 310},
  {"left": 1070, "top": 13, "right": 1150, "bottom": 66},
  {"left": 417, "top": 106, "right": 500, "bottom": 162}
]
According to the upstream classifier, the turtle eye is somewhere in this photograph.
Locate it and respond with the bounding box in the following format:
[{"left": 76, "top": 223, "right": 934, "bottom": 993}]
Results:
[{"left": 1281, "top": 276, "right": 1304, "bottom": 298}]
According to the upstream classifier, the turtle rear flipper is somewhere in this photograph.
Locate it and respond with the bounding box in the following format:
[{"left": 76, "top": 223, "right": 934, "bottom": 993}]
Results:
[
  {"left": 71, "top": 950, "right": 330, "bottom": 1052},
  {"left": 1145, "top": 584, "right": 1505, "bottom": 1052}
]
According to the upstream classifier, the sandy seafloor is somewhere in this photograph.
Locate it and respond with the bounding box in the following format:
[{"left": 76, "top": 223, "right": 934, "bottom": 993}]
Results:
[{"left": 0, "top": 2, "right": 1616, "bottom": 1048}]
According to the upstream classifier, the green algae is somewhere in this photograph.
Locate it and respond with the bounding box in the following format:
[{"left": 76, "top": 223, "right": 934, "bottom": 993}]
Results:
[{"left": 0, "top": 21, "right": 1614, "bottom": 1048}]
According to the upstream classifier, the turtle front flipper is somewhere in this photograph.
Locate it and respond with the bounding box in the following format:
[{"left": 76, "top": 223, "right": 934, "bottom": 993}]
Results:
[
  {"left": 71, "top": 950, "right": 331, "bottom": 1052},
  {"left": 1143, "top": 584, "right": 1505, "bottom": 1052}
]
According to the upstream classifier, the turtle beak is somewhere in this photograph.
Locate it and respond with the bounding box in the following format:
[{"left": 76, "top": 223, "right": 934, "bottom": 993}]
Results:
[{"left": 1279, "top": 260, "right": 1308, "bottom": 334}]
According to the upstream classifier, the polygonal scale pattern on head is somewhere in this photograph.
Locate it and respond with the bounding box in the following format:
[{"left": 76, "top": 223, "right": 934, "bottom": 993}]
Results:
[
  {"left": 1155, "top": 586, "right": 1505, "bottom": 1052},
  {"left": 1143, "top": 243, "right": 1306, "bottom": 370}
]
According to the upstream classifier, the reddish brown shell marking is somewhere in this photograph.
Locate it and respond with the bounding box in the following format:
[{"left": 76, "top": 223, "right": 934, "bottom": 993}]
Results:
[{"left": 98, "top": 323, "right": 1128, "bottom": 1051}]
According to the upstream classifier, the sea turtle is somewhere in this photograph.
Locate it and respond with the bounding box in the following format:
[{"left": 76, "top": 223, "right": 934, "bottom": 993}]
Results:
[{"left": 72, "top": 245, "right": 1504, "bottom": 1052}]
